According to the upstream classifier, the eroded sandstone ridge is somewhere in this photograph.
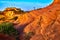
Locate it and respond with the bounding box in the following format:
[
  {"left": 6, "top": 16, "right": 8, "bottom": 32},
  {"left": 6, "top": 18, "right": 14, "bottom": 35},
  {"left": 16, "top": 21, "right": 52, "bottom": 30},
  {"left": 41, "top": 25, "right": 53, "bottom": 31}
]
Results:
[{"left": 0, "top": 0, "right": 60, "bottom": 40}]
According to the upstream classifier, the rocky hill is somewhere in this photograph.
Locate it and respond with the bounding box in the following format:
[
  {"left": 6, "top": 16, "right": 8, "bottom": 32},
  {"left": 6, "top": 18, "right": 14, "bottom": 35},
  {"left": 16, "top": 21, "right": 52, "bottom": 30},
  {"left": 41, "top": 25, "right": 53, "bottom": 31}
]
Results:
[{"left": 0, "top": 0, "right": 60, "bottom": 40}]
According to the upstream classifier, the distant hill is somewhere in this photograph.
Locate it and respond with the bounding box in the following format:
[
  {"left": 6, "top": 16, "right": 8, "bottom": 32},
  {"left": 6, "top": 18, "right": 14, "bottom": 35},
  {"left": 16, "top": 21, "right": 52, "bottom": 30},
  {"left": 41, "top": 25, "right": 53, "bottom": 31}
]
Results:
[{"left": 0, "top": 7, "right": 25, "bottom": 22}]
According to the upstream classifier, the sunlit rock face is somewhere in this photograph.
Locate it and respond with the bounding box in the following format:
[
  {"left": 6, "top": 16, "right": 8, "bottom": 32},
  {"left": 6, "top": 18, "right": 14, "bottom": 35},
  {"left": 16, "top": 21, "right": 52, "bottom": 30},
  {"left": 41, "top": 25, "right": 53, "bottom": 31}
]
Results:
[
  {"left": 3, "top": 7, "right": 24, "bottom": 19},
  {"left": 54, "top": 0, "right": 60, "bottom": 3},
  {"left": 21, "top": 0, "right": 60, "bottom": 40},
  {"left": 0, "top": 0, "right": 60, "bottom": 40}
]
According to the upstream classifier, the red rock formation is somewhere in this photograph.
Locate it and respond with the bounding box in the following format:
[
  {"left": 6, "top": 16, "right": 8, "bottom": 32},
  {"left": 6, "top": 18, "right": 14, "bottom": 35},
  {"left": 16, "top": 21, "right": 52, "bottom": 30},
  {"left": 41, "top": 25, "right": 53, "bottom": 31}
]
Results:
[
  {"left": 21, "top": 0, "right": 60, "bottom": 40},
  {"left": 0, "top": 0, "right": 60, "bottom": 40}
]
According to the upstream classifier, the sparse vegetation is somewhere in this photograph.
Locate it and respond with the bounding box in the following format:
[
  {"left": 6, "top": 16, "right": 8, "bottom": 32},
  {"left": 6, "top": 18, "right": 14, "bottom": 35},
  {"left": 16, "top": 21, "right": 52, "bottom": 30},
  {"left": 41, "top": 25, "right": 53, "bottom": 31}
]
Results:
[
  {"left": 24, "top": 32, "right": 35, "bottom": 40},
  {"left": 0, "top": 1, "right": 60, "bottom": 40},
  {"left": 0, "top": 22, "right": 19, "bottom": 39}
]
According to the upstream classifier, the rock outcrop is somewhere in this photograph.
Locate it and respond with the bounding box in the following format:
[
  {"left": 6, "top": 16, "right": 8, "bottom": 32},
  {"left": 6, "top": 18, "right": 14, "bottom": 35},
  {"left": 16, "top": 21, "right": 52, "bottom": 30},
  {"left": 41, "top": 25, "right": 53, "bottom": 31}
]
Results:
[
  {"left": 0, "top": 0, "right": 60, "bottom": 40},
  {"left": 20, "top": 0, "right": 60, "bottom": 40}
]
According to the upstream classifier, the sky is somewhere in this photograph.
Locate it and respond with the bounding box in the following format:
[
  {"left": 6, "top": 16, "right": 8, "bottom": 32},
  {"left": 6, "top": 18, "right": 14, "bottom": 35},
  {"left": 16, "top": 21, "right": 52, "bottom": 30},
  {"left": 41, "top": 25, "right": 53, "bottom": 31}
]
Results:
[{"left": 0, "top": 0, "right": 54, "bottom": 11}]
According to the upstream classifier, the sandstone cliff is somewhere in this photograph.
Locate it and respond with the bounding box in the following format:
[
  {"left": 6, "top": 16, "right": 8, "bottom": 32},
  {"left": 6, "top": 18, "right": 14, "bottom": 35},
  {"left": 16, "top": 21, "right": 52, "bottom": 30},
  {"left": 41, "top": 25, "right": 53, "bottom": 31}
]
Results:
[{"left": 0, "top": 0, "right": 60, "bottom": 40}]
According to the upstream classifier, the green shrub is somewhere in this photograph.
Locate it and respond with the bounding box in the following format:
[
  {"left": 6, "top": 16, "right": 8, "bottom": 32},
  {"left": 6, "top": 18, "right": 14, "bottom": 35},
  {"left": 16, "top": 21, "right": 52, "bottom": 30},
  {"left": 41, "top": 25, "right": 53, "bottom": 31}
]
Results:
[{"left": 0, "top": 22, "right": 19, "bottom": 38}]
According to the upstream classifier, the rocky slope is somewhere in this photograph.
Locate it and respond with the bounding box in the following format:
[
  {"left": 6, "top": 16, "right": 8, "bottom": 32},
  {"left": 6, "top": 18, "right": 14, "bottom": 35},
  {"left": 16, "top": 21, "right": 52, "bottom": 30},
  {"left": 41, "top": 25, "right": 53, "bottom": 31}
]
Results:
[
  {"left": 0, "top": 0, "right": 60, "bottom": 40},
  {"left": 20, "top": 0, "right": 60, "bottom": 40}
]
